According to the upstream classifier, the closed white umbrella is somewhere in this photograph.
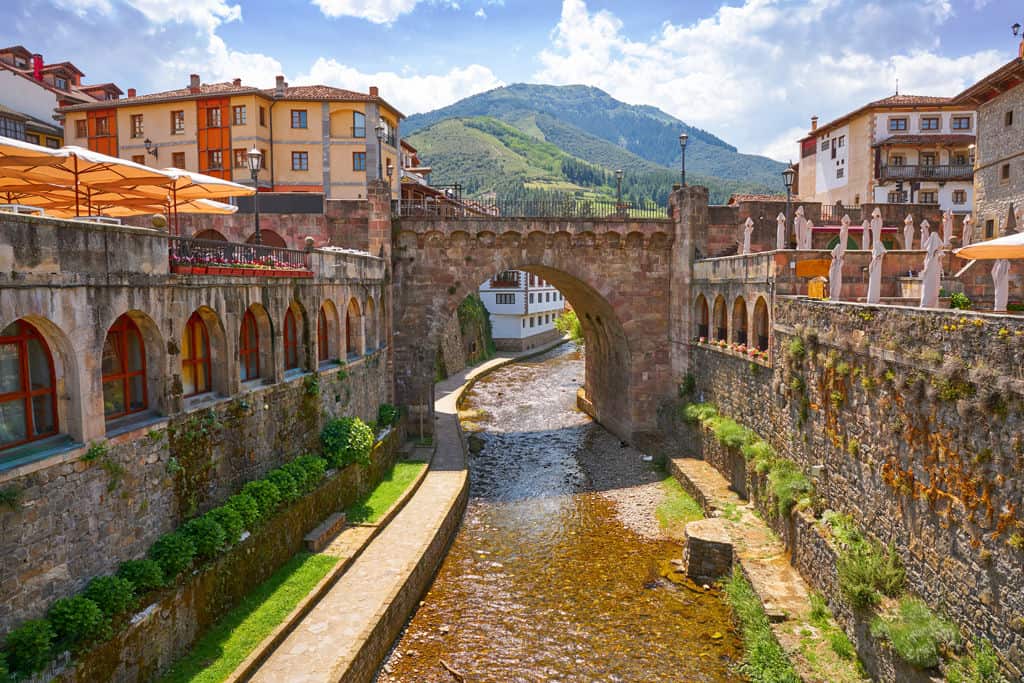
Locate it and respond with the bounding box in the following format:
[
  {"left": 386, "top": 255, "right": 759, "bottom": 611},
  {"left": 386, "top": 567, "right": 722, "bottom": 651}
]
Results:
[
  {"left": 904, "top": 214, "right": 915, "bottom": 249},
  {"left": 776, "top": 212, "right": 786, "bottom": 250},
  {"left": 742, "top": 217, "right": 754, "bottom": 254},
  {"left": 867, "top": 240, "right": 887, "bottom": 304},
  {"left": 920, "top": 232, "right": 943, "bottom": 307},
  {"left": 962, "top": 214, "right": 974, "bottom": 247},
  {"left": 861, "top": 218, "right": 871, "bottom": 251},
  {"left": 829, "top": 242, "right": 844, "bottom": 300},
  {"left": 993, "top": 259, "right": 1010, "bottom": 312},
  {"left": 871, "top": 208, "right": 883, "bottom": 248},
  {"left": 839, "top": 214, "right": 850, "bottom": 252},
  {"left": 942, "top": 209, "right": 954, "bottom": 248}
]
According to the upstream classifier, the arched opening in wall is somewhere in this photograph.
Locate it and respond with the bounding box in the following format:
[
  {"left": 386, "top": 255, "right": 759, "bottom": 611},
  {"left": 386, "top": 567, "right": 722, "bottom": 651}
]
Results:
[
  {"left": 181, "top": 307, "right": 228, "bottom": 400},
  {"left": 101, "top": 314, "right": 149, "bottom": 422},
  {"left": 0, "top": 319, "right": 59, "bottom": 453},
  {"left": 194, "top": 229, "right": 227, "bottom": 242},
  {"left": 365, "top": 297, "right": 377, "bottom": 351},
  {"left": 694, "top": 294, "right": 709, "bottom": 340},
  {"left": 240, "top": 304, "right": 273, "bottom": 383},
  {"left": 732, "top": 297, "right": 748, "bottom": 345},
  {"left": 345, "top": 298, "right": 362, "bottom": 360},
  {"left": 284, "top": 302, "right": 309, "bottom": 372},
  {"left": 317, "top": 300, "right": 340, "bottom": 365},
  {"left": 753, "top": 297, "right": 770, "bottom": 352},
  {"left": 247, "top": 230, "right": 287, "bottom": 248},
  {"left": 712, "top": 296, "right": 727, "bottom": 341}
]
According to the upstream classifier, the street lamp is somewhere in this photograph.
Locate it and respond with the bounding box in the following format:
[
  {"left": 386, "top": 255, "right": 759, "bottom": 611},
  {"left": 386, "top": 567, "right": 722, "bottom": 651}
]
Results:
[
  {"left": 374, "top": 121, "right": 385, "bottom": 182},
  {"left": 679, "top": 133, "right": 688, "bottom": 186},
  {"left": 782, "top": 163, "right": 796, "bottom": 249},
  {"left": 615, "top": 169, "right": 623, "bottom": 215},
  {"left": 1013, "top": 22, "right": 1021, "bottom": 37},
  {"left": 246, "top": 146, "right": 263, "bottom": 245},
  {"left": 143, "top": 138, "right": 158, "bottom": 160}
]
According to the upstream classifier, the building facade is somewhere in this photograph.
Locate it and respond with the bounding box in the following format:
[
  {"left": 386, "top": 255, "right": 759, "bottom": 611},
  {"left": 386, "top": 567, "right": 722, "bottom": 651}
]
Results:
[
  {"left": 0, "top": 44, "right": 122, "bottom": 147},
  {"left": 797, "top": 95, "right": 976, "bottom": 214},
  {"left": 479, "top": 270, "right": 566, "bottom": 351},
  {"left": 59, "top": 74, "right": 403, "bottom": 200},
  {"left": 953, "top": 49, "right": 1024, "bottom": 240}
]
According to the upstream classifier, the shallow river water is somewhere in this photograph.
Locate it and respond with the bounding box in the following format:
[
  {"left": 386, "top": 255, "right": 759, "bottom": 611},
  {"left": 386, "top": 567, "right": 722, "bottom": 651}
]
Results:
[{"left": 379, "top": 345, "right": 742, "bottom": 682}]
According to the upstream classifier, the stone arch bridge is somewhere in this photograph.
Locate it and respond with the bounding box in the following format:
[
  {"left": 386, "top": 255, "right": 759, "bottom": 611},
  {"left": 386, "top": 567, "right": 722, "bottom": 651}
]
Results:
[{"left": 391, "top": 190, "right": 704, "bottom": 441}]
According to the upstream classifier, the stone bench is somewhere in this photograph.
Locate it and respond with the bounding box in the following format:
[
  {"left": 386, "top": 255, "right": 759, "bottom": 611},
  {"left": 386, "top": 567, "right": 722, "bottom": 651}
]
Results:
[
  {"left": 681, "top": 518, "right": 733, "bottom": 584},
  {"left": 304, "top": 512, "right": 347, "bottom": 552}
]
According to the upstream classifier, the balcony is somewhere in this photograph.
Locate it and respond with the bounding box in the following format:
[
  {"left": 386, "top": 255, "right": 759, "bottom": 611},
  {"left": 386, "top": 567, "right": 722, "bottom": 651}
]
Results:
[
  {"left": 168, "top": 236, "right": 312, "bottom": 277},
  {"left": 878, "top": 164, "right": 973, "bottom": 181}
]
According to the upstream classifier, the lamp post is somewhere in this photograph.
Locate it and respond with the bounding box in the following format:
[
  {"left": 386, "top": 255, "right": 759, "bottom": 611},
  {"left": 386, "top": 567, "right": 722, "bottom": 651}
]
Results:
[
  {"left": 615, "top": 169, "right": 623, "bottom": 216},
  {"left": 679, "top": 133, "right": 688, "bottom": 186},
  {"left": 247, "top": 146, "right": 263, "bottom": 245},
  {"left": 782, "top": 163, "right": 796, "bottom": 248},
  {"left": 375, "top": 121, "right": 385, "bottom": 182},
  {"left": 143, "top": 138, "right": 158, "bottom": 160}
]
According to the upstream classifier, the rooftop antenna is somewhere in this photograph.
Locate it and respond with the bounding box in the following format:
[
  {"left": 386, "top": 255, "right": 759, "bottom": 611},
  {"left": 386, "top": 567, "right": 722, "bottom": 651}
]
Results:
[{"left": 895, "top": 77, "right": 899, "bottom": 96}]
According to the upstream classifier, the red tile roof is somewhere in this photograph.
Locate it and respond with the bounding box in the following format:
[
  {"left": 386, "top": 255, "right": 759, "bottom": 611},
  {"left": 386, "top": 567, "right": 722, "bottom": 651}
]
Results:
[
  {"left": 951, "top": 57, "right": 1024, "bottom": 105},
  {"left": 872, "top": 134, "right": 975, "bottom": 147},
  {"left": 727, "top": 193, "right": 786, "bottom": 204}
]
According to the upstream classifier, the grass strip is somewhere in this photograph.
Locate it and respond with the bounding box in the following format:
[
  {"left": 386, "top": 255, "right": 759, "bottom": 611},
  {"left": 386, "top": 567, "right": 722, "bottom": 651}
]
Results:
[
  {"left": 723, "top": 566, "right": 800, "bottom": 683},
  {"left": 655, "top": 476, "right": 703, "bottom": 533},
  {"left": 159, "top": 553, "right": 338, "bottom": 683},
  {"left": 346, "top": 461, "right": 427, "bottom": 524}
]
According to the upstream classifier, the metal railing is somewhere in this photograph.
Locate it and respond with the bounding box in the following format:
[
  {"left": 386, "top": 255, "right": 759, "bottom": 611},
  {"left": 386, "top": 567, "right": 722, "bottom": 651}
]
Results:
[
  {"left": 168, "top": 236, "right": 310, "bottom": 272},
  {"left": 820, "top": 204, "right": 862, "bottom": 223},
  {"left": 393, "top": 196, "right": 669, "bottom": 219},
  {"left": 879, "top": 164, "right": 973, "bottom": 181}
]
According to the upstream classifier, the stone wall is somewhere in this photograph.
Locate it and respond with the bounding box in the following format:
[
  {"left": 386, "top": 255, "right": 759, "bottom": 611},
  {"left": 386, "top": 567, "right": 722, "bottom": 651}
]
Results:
[
  {"left": 436, "top": 311, "right": 467, "bottom": 380},
  {"left": 684, "top": 298, "right": 1024, "bottom": 676},
  {"left": 975, "top": 83, "right": 1024, "bottom": 238},
  {"left": 58, "top": 427, "right": 403, "bottom": 683}
]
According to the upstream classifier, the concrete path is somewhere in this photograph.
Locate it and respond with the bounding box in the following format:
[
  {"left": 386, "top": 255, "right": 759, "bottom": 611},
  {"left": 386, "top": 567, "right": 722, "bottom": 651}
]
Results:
[{"left": 249, "top": 342, "right": 566, "bottom": 683}]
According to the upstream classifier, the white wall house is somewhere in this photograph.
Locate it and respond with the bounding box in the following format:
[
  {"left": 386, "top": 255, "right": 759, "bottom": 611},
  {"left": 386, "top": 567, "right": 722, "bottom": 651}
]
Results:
[{"left": 479, "top": 270, "right": 566, "bottom": 351}]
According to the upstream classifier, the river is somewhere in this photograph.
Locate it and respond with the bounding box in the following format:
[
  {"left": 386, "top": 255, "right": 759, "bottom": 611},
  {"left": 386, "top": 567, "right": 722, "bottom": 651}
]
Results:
[{"left": 378, "top": 345, "right": 742, "bottom": 682}]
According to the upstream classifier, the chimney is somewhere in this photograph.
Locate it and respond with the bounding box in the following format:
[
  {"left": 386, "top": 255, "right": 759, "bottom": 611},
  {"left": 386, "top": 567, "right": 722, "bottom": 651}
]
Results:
[
  {"left": 189, "top": 73, "right": 200, "bottom": 93},
  {"left": 233, "top": 78, "right": 241, "bottom": 87},
  {"left": 811, "top": 115, "right": 819, "bottom": 132},
  {"left": 369, "top": 85, "right": 379, "bottom": 98},
  {"left": 127, "top": 88, "right": 136, "bottom": 98},
  {"left": 32, "top": 54, "right": 43, "bottom": 81},
  {"left": 275, "top": 75, "right": 286, "bottom": 97}
]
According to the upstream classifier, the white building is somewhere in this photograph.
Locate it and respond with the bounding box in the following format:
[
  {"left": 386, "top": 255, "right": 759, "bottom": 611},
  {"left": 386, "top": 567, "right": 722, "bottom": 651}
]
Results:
[{"left": 479, "top": 270, "right": 566, "bottom": 351}]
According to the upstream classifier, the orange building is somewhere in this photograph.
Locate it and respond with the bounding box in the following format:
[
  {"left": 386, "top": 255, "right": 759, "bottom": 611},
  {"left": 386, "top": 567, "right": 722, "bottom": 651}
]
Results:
[{"left": 59, "top": 74, "right": 403, "bottom": 199}]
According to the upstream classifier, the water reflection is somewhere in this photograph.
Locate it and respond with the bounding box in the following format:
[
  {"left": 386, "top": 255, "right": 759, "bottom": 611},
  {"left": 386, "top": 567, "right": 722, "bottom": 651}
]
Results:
[{"left": 380, "top": 346, "right": 741, "bottom": 682}]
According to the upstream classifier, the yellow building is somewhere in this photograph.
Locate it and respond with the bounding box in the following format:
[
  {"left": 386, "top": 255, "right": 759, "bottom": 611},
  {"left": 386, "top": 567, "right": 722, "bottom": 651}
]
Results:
[
  {"left": 59, "top": 74, "right": 403, "bottom": 199},
  {"left": 796, "top": 95, "right": 976, "bottom": 214}
]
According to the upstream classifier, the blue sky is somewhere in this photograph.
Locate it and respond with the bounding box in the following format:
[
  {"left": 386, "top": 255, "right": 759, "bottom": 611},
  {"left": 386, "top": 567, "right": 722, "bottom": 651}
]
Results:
[{"left": 3, "top": 0, "right": 1018, "bottom": 160}]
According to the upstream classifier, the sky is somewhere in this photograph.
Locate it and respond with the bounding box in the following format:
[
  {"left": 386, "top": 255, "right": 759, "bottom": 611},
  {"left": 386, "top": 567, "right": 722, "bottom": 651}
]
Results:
[{"left": 3, "top": 0, "right": 1019, "bottom": 161}]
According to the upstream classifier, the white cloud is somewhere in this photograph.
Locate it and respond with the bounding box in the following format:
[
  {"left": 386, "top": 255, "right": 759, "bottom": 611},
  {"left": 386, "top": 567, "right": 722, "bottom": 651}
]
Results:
[
  {"left": 294, "top": 58, "right": 504, "bottom": 114},
  {"left": 536, "top": 0, "right": 1006, "bottom": 159},
  {"left": 311, "top": 0, "right": 461, "bottom": 24},
  {"left": 475, "top": 7, "right": 486, "bottom": 18}
]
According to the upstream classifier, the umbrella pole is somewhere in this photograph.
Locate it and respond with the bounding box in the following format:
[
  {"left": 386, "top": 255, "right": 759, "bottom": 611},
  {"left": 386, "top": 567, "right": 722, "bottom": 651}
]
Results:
[
  {"left": 74, "top": 154, "right": 81, "bottom": 217},
  {"left": 173, "top": 186, "right": 180, "bottom": 236}
]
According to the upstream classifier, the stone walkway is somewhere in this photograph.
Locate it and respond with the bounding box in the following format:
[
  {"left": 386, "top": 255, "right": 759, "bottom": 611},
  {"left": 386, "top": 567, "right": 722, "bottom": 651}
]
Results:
[{"left": 249, "top": 343, "right": 566, "bottom": 683}]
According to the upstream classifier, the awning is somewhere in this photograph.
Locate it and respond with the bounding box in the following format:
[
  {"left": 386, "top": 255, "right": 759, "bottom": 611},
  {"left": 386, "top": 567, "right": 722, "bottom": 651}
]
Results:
[{"left": 956, "top": 231, "right": 1024, "bottom": 259}]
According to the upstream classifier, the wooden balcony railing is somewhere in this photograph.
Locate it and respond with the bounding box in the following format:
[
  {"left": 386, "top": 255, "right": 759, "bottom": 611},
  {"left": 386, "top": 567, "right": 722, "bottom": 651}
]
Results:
[
  {"left": 168, "top": 236, "right": 312, "bottom": 277},
  {"left": 878, "top": 165, "right": 973, "bottom": 181}
]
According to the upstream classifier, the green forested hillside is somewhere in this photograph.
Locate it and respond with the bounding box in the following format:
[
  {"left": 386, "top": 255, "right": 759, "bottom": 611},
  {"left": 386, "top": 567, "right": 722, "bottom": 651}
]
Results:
[
  {"left": 403, "top": 83, "right": 786, "bottom": 190},
  {"left": 406, "top": 116, "right": 777, "bottom": 205}
]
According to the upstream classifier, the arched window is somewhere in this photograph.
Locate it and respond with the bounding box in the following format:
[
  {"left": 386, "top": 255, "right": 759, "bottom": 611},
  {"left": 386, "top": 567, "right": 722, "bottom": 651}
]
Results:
[
  {"left": 284, "top": 308, "right": 299, "bottom": 370},
  {"left": 345, "top": 299, "right": 362, "bottom": 359},
  {"left": 317, "top": 307, "right": 329, "bottom": 363},
  {"left": 712, "top": 296, "right": 727, "bottom": 342},
  {"left": 754, "top": 297, "right": 770, "bottom": 352},
  {"left": 365, "top": 298, "right": 376, "bottom": 351},
  {"left": 102, "top": 314, "right": 147, "bottom": 420},
  {"left": 182, "top": 312, "right": 211, "bottom": 397},
  {"left": 695, "top": 295, "right": 709, "bottom": 340},
  {"left": 194, "top": 229, "right": 228, "bottom": 242},
  {"left": 0, "top": 320, "right": 57, "bottom": 450},
  {"left": 246, "top": 230, "right": 287, "bottom": 248},
  {"left": 732, "top": 297, "right": 748, "bottom": 345},
  {"left": 239, "top": 310, "right": 260, "bottom": 381},
  {"left": 353, "top": 111, "right": 366, "bottom": 137}
]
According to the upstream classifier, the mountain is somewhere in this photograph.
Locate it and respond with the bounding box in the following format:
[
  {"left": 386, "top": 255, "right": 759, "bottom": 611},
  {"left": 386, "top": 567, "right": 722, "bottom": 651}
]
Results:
[
  {"left": 403, "top": 83, "right": 786, "bottom": 192},
  {"left": 406, "top": 116, "right": 774, "bottom": 206}
]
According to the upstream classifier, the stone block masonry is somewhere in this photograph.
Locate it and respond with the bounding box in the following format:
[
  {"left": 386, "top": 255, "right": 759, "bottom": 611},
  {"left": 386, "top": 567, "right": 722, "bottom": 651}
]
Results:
[
  {"left": 684, "top": 297, "right": 1024, "bottom": 677},
  {"left": 682, "top": 518, "right": 733, "bottom": 584}
]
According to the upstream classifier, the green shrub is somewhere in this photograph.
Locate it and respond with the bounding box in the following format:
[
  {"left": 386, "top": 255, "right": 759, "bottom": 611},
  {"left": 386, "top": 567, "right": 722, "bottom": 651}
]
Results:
[
  {"left": 740, "top": 439, "right": 775, "bottom": 466},
  {"left": 870, "top": 598, "right": 959, "bottom": 669},
  {"left": 265, "top": 468, "right": 300, "bottom": 503},
  {"left": 295, "top": 454, "right": 327, "bottom": 487},
  {"left": 766, "top": 459, "right": 813, "bottom": 518},
  {"left": 182, "top": 515, "right": 227, "bottom": 561},
  {"left": 82, "top": 575, "right": 135, "bottom": 618},
  {"left": 809, "top": 592, "right": 830, "bottom": 626},
  {"left": 838, "top": 540, "right": 905, "bottom": 609},
  {"left": 4, "top": 619, "right": 54, "bottom": 676},
  {"left": 946, "top": 640, "right": 1008, "bottom": 683},
  {"left": 713, "top": 417, "right": 753, "bottom": 449},
  {"left": 320, "top": 417, "right": 374, "bottom": 469},
  {"left": 787, "top": 337, "right": 806, "bottom": 361},
  {"left": 376, "top": 403, "right": 400, "bottom": 428},
  {"left": 682, "top": 402, "right": 717, "bottom": 425},
  {"left": 950, "top": 292, "right": 971, "bottom": 310},
  {"left": 49, "top": 595, "right": 106, "bottom": 647},
  {"left": 149, "top": 531, "right": 197, "bottom": 580},
  {"left": 117, "top": 558, "right": 165, "bottom": 593},
  {"left": 242, "top": 480, "right": 281, "bottom": 518},
  {"left": 0, "top": 651, "right": 8, "bottom": 683},
  {"left": 225, "top": 492, "right": 260, "bottom": 529},
  {"left": 723, "top": 567, "right": 800, "bottom": 683},
  {"left": 281, "top": 460, "right": 312, "bottom": 494},
  {"left": 830, "top": 630, "right": 856, "bottom": 660},
  {"left": 823, "top": 510, "right": 863, "bottom": 548},
  {"left": 208, "top": 505, "right": 244, "bottom": 546}
]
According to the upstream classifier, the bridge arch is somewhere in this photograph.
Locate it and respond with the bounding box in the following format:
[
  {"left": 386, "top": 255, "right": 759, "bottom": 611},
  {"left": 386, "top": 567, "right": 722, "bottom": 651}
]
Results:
[{"left": 392, "top": 217, "right": 674, "bottom": 441}]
